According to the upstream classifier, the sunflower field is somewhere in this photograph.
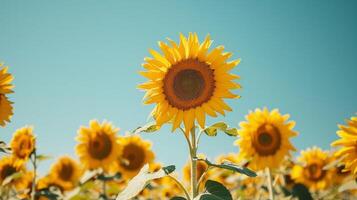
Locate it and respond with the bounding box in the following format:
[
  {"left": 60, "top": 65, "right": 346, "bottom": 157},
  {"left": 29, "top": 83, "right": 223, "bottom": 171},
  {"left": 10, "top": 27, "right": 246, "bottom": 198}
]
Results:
[{"left": 0, "top": 32, "right": 356, "bottom": 200}]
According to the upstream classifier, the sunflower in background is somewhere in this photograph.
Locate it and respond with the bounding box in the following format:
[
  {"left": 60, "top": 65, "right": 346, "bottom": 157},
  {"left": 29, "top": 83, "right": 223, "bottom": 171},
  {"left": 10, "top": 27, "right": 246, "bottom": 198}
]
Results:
[
  {"left": 14, "top": 171, "right": 34, "bottom": 199},
  {"left": 331, "top": 114, "right": 357, "bottom": 175},
  {"left": 139, "top": 33, "right": 241, "bottom": 134},
  {"left": 76, "top": 120, "right": 121, "bottom": 172},
  {"left": 116, "top": 135, "right": 155, "bottom": 179},
  {"left": 235, "top": 108, "right": 298, "bottom": 171},
  {"left": 10, "top": 126, "right": 36, "bottom": 163},
  {"left": 0, "top": 156, "right": 25, "bottom": 186},
  {"left": 0, "top": 63, "right": 14, "bottom": 127},
  {"left": 291, "top": 147, "right": 334, "bottom": 191},
  {"left": 183, "top": 154, "right": 209, "bottom": 185},
  {"left": 48, "top": 156, "right": 83, "bottom": 191}
]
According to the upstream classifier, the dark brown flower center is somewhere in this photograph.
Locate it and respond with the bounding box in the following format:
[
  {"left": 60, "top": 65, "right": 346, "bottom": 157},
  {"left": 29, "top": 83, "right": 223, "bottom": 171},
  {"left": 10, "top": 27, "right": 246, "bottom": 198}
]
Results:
[
  {"left": 163, "top": 59, "right": 215, "bottom": 110},
  {"left": 59, "top": 163, "right": 74, "bottom": 181},
  {"left": 88, "top": 132, "right": 112, "bottom": 160},
  {"left": 120, "top": 143, "right": 146, "bottom": 171},
  {"left": 1, "top": 165, "right": 16, "bottom": 181},
  {"left": 252, "top": 124, "right": 281, "bottom": 156},
  {"left": 305, "top": 163, "right": 325, "bottom": 181}
]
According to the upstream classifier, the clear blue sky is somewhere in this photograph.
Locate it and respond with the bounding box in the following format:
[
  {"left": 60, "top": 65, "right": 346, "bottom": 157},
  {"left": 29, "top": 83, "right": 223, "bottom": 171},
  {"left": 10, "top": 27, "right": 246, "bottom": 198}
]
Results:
[{"left": 1, "top": 0, "right": 356, "bottom": 175}]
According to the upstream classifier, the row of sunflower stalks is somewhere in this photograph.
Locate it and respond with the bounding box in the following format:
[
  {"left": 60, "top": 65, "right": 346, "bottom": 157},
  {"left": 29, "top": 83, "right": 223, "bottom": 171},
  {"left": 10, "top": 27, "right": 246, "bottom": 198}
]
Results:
[{"left": 2, "top": 33, "right": 357, "bottom": 200}]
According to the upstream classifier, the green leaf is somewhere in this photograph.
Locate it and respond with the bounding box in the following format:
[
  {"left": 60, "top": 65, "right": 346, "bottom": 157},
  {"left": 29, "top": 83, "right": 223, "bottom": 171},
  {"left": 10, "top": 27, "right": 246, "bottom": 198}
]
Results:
[
  {"left": 36, "top": 154, "right": 52, "bottom": 161},
  {"left": 203, "top": 122, "right": 238, "bottom": 137},
  {"left": 201, "top": 180, "right": 232, "bottom": 200},
  {"left": 36, "top": 189, "right": 60, "bottom": 200},
  {"left": 199, "top": 159, "right": 256, "bottom": 177},
  {"left": 0, "top": 141, "right": 11, "bottom": 154},
  {"left": 171, "top": 197, "right": 187, "bottom": 200},
  {"left": 291, "top": 184, "right": 313, "bottom": 200},
  {"left": 116, "top": 164, "right": 175, "bottom": 200},
  {"left": 97, "top": 172, "right": 121, "bottom": 181},
  {"left": 132, "top": 123, "right": 160, "bottom": 134}
]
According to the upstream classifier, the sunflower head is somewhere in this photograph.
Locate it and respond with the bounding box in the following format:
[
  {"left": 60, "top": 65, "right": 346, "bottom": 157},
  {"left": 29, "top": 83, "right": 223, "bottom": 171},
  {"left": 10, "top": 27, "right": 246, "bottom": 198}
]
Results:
[
  {"left": 10, "top": 126, "right": 36, "bottom": 162},
  {"left": 235, "top": 108, "right": 298, "bottom": 171},
  {"left": 116, "top": 135, "right": 155, "bottom": 179},
  {"left": 0, "top": 63, "right": 14, "bottom": 127},
  {"left": 291, "top": 147, "right": 334, "bottom": 191},
  {"left": 331, "top": 115, "right": 357, "bottom": 175},
  {"left": 75, "top": 120, "right": 121, "bottom": 172},
  {"left": 139, "top": 33, "right": 241, "bottom": 134},
  {"left": 0, "top": 156, "right": 24, "bottom": 186},
  {"left": 49, "top": 156, "right": 82, "bottom": 191}
]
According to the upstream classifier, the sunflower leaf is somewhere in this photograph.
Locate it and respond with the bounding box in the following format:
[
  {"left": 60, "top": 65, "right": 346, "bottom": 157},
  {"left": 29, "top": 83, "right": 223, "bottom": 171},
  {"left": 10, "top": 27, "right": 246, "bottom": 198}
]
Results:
[
  {"left": 132, "top": 123, "right": 161, "bottom": 134},
  {"left": 36, "top": 154, "right": 52, "bottom": 162},
  {"left": 115, "top": 164, "right": 175, "bottom": 200},
  {"left": 197, "top": 158, "right": 256, "bottom": 177},
  {"left": 0, "top": 140, "right": 11, "bottom": 154},
  {"left": 170, "top": 197, "right": 187, "bottom": 200},
  {"left": 203, "top": 122, "right": 238, "bottom": 137},
  {"left": 194, "top": 180, "right": 232, "bottom": 200},
  {"left": 97, "top": 172, "right": 121, "bottom": 181},
  {"left": 291, "top": 184, "right": 313, "bottom": 200}
]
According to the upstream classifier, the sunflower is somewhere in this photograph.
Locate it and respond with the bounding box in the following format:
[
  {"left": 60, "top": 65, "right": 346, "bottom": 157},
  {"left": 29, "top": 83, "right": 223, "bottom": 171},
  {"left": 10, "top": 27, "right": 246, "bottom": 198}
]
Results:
[
  {"left": 0, "top": 156, "right": 24, "bottom": 186},
  {"left": 138, "top": 33, "right": 241, "bottom": 134},
  {"left": 331, "top": 115, "right": 357, "bottom": 175},
  {"left": 49, "top": 156, "right": 82, "bottom": 191},
  {"left": 76, "top": 120, "right": 120, "bottom": 172},
  {"left": 10, "top": 126, "right": 36, "bottom": 162},
  {"left": 235, "top": 108, "right": 298, "bottom": 171},
  {"left": 116, "top": 135, "right": 155, "bottom": 179},
  {"left": 14, "top": 170, "right": 34, "bottom": 199},
  {"left": 291, "top": 147, "right": 334, "bottom": 191},
  {"left": 0, "top": 63, "right": 14, "bottom": 127}
]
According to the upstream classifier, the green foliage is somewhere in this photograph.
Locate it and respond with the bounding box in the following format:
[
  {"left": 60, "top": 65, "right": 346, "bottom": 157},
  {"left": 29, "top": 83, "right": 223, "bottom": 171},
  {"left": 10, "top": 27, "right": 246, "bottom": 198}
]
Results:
[
  {"left": 198, "top": 158, "right": 256, "bottom": 177},
  {"left": 197, "top": 180, "right": 232, "bottom": 200},
  {"left": 291, "top": 184, "right": 313, "bottom": 200},
  {"left": 203, "top": 122, "right": 238, "bottom": 137},
  {"left": 132, "top": 122, "right": 160, "bottom": 134}
]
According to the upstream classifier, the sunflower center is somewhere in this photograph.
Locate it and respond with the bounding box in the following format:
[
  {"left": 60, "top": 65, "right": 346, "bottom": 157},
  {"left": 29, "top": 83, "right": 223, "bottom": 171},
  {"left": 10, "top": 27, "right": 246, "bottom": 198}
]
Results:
[
  {"left": 306, "top": 163, "right": 325, "bottom": 181},
  {"left": 163, "top": 59, "right": 215, "bottom": 110},
  {"left": 121, "top": 143, "right": 146, "bottom": 171},
  {"left": 252, "top": 124, "right": 281, "bottom": 156},
  {"left": 16, "top": 139, "right": 31, "bottom": 159},
  {"left": 0, "top": 165, "right": 16, "bottom": 181},
  {"left": 59, "top": 163, "right": 74, "bottom": 181},
  {"left": 88, "top": 132, "right": 112, "bottom": 160},
  {"left": 337, "top": 165, "right": 349, "bottom": 176}
]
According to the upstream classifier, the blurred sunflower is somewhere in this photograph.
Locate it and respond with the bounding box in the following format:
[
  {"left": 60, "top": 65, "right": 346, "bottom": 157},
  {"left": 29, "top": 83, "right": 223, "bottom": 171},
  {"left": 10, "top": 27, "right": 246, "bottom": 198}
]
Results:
[
  {"left": 235, "top": 108, "right": 298, "bottom": 170},
  {"left": 14, "top": 170, "right": 34, "bottom": 199},
  {"left": 183, "top": 154, "right": 208, "bottom": 184},
  {"left": 291, "top": 147, "right": 334, "bottom": 191},
  {"left": 0, "top": 63, "right": 14, "bottom": 127},
  {"left": 49, "top": 156, "right": 82, "bottom": 191},
  {"left": 159, "top": 176, "right": 183, "bottom": 199},
  {"left": 331, "top": 115, "right": 357, "bottom": 175},
  {"left": 116, "top": 135, "right": 155, "bottom": 179},
  {"left": 76, "top": 120, "right": 120, "bottom": 172},
  {"left": 139, "top": 33, "right": 241, "bottom": 134},
  {"left": 10, "top": 126, "right": 36, "bottom": 162},
  {"left": 0, "top": 156, "right": 24, "bottom": 186}
]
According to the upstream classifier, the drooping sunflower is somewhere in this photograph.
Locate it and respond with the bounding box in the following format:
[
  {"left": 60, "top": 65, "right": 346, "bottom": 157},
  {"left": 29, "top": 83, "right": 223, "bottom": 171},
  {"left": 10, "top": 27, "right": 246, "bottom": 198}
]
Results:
[
  {"left": 0, "top": 63, "right": 14, "bottom": 127},
  {"left": 331, "top": 115, "right": 357, "bottom": 175},
  {"left": 10, "top": 126, "right": 36, "bottom": 162},
  {"left": 0, "top": 156, "right": 24, "bottom": 186},
  {"left": 235, "top": 108, "right": 298, "bottom": 171},
  {"left": 116, "top": 135, "right": 155, "bottom": 179},
  {"left": 138, "top": 33, "right": 241, "bottom": 134},
  {"left": 49, "top": 156, "right": 83, "bottom": 191},
  {"left": 76, "top": 120, "right": 121, "bottom": 172},
  {"left": 291, "top": 147, "right": 334, "bottom": 191}
]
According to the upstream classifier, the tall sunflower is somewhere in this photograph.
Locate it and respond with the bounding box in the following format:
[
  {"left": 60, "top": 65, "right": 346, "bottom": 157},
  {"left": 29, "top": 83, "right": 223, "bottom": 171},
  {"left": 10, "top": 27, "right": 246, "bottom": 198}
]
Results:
[
  {"left": 116, "top": 135, "right": 155, "bottom": 179},
  {"left": 10, "top": 126, "right": 36, "bottom": 162},
  {"left": 138, "top": 33, "right": 241, "bottom": 134},
  {"left": 76, "top": 120, "right": 120, "bottom": 172},
  {"left": 0, "top": 63, "right": 14, "bottom": 127},
  {"left": 291, "top": 147, "right": 334, "bottom": 191},
  {"left": 331, "top": 115, "right": 357, "bottom": 175},
  {"left": 49, "top": 156, "right": 83, "bottom": 191},
  {"left": 0, "top": 156, "right": 24, "bottom": 186},
  {"left": 235, "top": 108, "right": 298, "bottom": 171}
]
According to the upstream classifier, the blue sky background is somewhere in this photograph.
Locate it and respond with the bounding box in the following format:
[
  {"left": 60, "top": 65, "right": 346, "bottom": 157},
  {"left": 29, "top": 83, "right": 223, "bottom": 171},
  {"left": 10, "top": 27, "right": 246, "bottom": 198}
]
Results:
[{"left": 1, "top": 0, "right": 356, "bottom": 175}]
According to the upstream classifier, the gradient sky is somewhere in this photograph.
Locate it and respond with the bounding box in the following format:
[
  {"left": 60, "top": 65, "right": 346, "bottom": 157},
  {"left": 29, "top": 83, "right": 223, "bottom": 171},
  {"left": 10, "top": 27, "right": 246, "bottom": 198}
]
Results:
[{"left": 1, "top": 0, "right": 356, "bottom": 175}]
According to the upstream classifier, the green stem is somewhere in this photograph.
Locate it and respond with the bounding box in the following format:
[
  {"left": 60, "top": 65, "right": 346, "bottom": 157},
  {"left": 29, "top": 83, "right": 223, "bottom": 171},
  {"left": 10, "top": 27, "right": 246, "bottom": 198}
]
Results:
[
  {"left": 31, "top": 149, "right": 37, "bottom": 200},
  {"left": 168, "top": 175, "right": 191, "bottom": 200},
  {"left": 190, "top": 126, "right": 198, "bottom": 198},
  {"left": 102, "top": 178, "right": 107, "bottom": 199},
  {"left": 266, "top": 167, "right": 274, "bottom": 200}
]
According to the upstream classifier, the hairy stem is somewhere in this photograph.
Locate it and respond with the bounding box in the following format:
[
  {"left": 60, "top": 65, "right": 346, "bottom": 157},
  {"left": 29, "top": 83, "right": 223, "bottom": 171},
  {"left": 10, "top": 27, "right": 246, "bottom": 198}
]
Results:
[{"left": 190, "top": 126, "right": 198, "bottom": 198}]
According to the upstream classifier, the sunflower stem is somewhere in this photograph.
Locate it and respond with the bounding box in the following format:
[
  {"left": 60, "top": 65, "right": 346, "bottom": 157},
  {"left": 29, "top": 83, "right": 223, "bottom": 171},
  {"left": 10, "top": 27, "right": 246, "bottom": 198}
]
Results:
[
  {"left": 266, "top": 167, "right": 274, "bottom": 200},
  {"left": 30, "top": 148, "right": 37, "bottom": 200},
  {"left": 190, "top": 126, "right": 198, "bottom": 198}
]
